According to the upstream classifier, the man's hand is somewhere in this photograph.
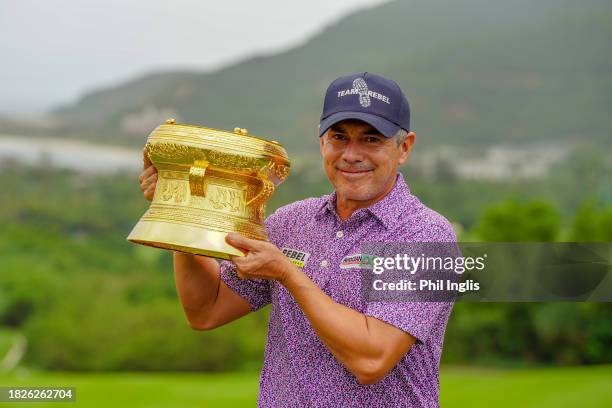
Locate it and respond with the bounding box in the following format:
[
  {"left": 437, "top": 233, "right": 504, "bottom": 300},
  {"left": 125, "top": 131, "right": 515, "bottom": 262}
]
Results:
[
  {"left": 225, "top": 232, "right": 295, "bottom": 283},
  {"left": 138, "top": 147, "right": 158, "bottom": 201}
]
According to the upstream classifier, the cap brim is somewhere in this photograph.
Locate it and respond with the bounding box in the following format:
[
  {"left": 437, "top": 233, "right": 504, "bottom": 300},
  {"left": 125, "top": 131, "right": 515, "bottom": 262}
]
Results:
[{"left": 318, "top": 111, "right": 400, "bottom": 138}]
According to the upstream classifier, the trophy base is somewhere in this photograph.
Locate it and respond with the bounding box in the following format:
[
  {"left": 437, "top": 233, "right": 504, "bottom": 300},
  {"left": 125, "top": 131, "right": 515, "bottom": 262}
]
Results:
[{"left": 126, "top": 219, "right": 246, "bottom": 260}]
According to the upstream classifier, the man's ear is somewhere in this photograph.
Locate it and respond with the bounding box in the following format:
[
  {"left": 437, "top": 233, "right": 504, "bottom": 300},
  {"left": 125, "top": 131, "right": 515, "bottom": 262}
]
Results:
[
  {"left": 398, "top": 132, "right": 416, "bottom": 165},
  {"left": 319, "top": 134, "right": 325, "bottom": 155}
]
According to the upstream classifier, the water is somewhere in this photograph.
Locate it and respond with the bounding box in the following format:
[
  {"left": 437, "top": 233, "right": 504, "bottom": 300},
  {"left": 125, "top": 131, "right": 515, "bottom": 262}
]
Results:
[{"left": 0, "top": 134, "right": 142, "bottom": 174}]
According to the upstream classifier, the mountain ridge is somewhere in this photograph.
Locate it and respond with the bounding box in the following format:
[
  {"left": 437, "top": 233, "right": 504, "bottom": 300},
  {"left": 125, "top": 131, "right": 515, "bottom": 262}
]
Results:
[{"left": 5, "top": 0, "right": 610, "bottom": 156}]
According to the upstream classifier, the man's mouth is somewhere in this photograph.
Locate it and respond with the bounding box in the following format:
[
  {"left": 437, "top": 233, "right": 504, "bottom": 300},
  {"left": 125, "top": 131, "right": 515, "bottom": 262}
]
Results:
[{"left": 337, "top": 168, "right": 373, "bottom": 179}]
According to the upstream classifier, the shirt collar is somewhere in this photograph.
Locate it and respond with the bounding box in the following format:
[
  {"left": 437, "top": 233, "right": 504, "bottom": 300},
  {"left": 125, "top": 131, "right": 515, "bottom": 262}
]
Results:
[{"left": 315, "top": 172, "right": 412, "bottom": 229}]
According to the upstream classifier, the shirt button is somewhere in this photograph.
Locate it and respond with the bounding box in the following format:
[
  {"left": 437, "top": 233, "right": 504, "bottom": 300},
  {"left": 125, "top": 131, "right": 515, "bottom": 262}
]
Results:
[
  {"left": 335, "top": 230, "right": 344, "bottom": 238},
  {"left": 321, "top": 259, "right": 329, "bottom": 268}
]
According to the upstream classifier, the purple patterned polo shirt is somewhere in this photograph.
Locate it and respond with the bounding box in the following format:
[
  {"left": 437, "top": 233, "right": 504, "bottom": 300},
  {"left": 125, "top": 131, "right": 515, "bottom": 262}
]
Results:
[{"left": 220, "top": 172, "right": 457, "bottom": 407}]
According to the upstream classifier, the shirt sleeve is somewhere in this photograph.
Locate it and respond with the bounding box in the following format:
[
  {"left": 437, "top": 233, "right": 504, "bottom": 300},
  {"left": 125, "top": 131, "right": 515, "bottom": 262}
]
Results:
[
  {"left": 364, "top": 221, "right": 459, "bottom": 343},
  {"left": 219, "top": 260, "right": 271, "bottom": 311},
  {"left": 218, "top": 208, "right": 288, "bottom": 311}
]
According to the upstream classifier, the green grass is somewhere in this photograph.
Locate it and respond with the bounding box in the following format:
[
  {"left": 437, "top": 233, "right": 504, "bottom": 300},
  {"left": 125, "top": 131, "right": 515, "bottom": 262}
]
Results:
[
  {"left": 0, "top": 366, "right": 610, "bottom": 407},
  {"left": 0, "top": 372, "right": 258, "bottom": 407},
  {"left": 0, "top": 331, "right": 14, "bottom": 357},
  {"left": 440, "top": 365, "right": 612, "bottom": 408}
]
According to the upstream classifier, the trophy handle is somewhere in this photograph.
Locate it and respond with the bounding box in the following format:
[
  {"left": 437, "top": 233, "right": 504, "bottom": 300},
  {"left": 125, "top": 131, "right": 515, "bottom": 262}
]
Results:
[
  {"left": 246, "top": 171, "right": 274, "bottom": 220},
  {"left": 189, "top": 160, "right": 209, "bottom": 197},
  {"left": 189, "top": 159, "right": 273, "bottom": 219},
  {"left": 246, "top": 172, "right": 275, "bottom": 207},
  {"left": 189, "top": 160, "right": 273, "bottom": 201}
]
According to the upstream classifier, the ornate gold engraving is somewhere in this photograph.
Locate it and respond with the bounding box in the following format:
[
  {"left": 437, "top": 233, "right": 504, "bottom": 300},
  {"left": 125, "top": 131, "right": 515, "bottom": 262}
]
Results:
[
  {"left": 208, "top": 184, "right": 245, "bottom": 215},
  {"left": 159, "top": 179, "right": 187, "bottom": 203}
]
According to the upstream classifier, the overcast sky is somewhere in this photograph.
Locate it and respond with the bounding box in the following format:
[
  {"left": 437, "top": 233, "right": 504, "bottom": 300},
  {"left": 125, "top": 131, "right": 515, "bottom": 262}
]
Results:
[{"left": 0, "top": 0, "right": 387, "bottom": 115}]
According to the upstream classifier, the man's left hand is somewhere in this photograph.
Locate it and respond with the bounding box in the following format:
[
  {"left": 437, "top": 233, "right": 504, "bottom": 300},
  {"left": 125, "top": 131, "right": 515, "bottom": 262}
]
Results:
[{"left": 225, "top": 232, "right": 294, "bottom": 283}]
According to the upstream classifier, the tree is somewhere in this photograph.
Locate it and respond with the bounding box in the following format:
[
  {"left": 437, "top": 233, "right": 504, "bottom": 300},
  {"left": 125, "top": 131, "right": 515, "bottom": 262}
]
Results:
[
  {"left": 570, "top": 200, "right": 612, "bottom": 241},
  {"left": 473, "top": 198, "right": 561, "bottom": 241}
]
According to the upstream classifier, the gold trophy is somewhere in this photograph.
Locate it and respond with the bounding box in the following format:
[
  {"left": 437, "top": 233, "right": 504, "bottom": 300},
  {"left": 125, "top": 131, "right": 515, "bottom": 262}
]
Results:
[{"left": 127, "top": 119, "right": 290, "bottom": 259}]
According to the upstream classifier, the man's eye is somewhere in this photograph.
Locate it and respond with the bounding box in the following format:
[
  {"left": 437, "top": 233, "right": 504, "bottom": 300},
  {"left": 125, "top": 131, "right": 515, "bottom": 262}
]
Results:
[
  {"left": 332, "top": 134, "right": 346, "bottom": 141},
  {"left": 365, "top": 136, "right": 382, "bottom": 143}
]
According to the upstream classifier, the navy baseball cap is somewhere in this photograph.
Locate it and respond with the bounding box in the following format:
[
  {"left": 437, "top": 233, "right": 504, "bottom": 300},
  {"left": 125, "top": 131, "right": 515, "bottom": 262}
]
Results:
[{"left": 318, "top": 72, "right": 410, "bottom": 138}]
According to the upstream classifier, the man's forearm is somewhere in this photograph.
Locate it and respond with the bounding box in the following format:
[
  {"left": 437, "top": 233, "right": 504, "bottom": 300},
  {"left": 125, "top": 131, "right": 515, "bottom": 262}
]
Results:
[
  {"left": 281, "top": 265, "right": 380, "bottom": 374},
  {"left": 173, "top": 252, "right": 221, "bottom": 323}
]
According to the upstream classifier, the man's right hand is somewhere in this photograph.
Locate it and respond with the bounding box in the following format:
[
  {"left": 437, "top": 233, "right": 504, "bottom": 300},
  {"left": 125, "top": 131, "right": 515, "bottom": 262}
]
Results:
[{"left": 138, "top": 147, "right": 158, "bottom": 201}]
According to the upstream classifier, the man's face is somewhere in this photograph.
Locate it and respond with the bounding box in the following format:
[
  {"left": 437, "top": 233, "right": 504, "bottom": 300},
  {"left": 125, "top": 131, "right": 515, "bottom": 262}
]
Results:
[{"left": 319, "top": 119, "right": 414, "bottom": 205}]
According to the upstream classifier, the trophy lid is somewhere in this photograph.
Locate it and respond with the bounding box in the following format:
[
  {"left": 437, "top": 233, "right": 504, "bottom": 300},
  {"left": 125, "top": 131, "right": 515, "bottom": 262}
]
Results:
[{"left": 147, "top": 119, "right": 290, "bottom": 168}]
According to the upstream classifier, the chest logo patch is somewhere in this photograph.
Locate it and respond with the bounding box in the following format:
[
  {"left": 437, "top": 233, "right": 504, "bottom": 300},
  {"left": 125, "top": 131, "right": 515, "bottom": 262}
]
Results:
[
  {"left": 340, "top": 254, "right": 375, "bottom": 270},
  {"left": 282, "top": 247, "right": 311, "bottom": 268}
]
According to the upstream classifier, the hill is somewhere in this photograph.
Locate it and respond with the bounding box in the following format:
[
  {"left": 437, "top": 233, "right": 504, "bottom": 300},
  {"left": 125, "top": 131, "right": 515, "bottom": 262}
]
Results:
[{"left": 7, "top": 0, "right": 612, "bottom": 156}]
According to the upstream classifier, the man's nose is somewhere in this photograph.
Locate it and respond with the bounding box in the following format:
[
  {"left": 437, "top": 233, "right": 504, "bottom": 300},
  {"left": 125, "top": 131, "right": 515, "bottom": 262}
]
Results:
[{"left": 340, "top": 141, "right": 364, "bottom": 163}]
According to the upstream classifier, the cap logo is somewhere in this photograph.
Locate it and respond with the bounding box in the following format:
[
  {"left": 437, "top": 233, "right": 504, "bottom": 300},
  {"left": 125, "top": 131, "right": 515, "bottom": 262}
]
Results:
[
  {"left": 336, "top": 77, "right": 391, "bottom": 107},
  {"left": 353, "top": 78, "right": 371, "bottom": 107}
]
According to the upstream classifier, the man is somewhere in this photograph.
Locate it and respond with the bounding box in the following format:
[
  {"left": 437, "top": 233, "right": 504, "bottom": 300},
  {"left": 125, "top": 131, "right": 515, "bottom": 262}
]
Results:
[{"left": 138, "top": 72, "right": 456, "bottom": 407}]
